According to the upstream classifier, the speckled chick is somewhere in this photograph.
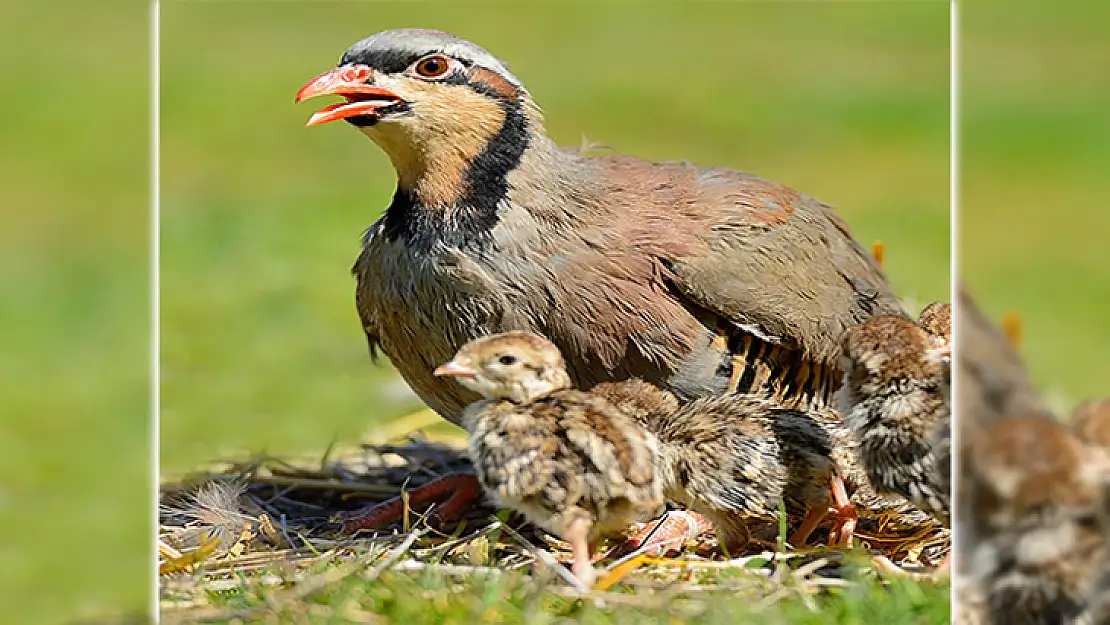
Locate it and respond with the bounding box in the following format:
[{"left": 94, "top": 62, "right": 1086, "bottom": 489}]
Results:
[
  {"left": 1072, "top": 397, "right": 1110, "bottom": 451},
  {"left": 1086, "top": 480, "right": 1110, "bottom": 625},
  {"left": 591, "top": 379, "right": 851, "bottom": 549},
  {"left": 837, "top": 315, "right": 951, "bottom": 525},
  {"left": 965, "top": 414, "right": 1106, "bottom": 625},
  {"left": 434, "top": 332, "right": 664, "bottom": 585},
  {"left": 918, "top": 301, "right": 952, "bottom": 346},
  {"left": 1073, "top": 397, "right": 1110, "bottom": 625},
  {"left": 919, "top": 300, "right": 953, "bottom": 501}
]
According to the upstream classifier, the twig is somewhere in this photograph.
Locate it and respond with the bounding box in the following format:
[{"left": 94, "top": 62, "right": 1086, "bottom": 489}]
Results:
[
  {"left": 497, "top": 519, "right": 588, "bottom": 593},
  {"left": 391, "top": 561, "right": 505, "bottom": 577},
  {"left": 246, "top": 474, "right": 398, "bottom": 495}
]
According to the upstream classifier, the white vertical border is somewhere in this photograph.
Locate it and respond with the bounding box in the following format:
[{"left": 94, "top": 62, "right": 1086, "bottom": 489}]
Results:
[
  {"left": 948, "top": 0, "right": 962, "bottom": 591},
  {"left": 150, "top": 0, "right": 162, "bottom": 621}
]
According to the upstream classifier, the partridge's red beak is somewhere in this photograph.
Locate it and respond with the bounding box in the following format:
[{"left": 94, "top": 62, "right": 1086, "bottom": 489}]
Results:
[
  {"left": 434, "top": 360, "right": 478, "bottom": 379},
  {"left": 294, "top": 64, "right": 404, "bottom": 127}
]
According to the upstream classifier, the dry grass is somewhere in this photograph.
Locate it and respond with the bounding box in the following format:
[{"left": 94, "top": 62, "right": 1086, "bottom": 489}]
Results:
[{"left": 158, "top": 425, "right": 950, "bottom": 623}]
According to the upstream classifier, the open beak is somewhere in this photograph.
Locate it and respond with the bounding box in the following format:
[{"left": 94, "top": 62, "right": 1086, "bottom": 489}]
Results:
[
  {"left": 294, "top": 64, "right": 404, "bottom": 127},
  {"left": 434, "top": 360, "right": 478, "bottom": 379}
]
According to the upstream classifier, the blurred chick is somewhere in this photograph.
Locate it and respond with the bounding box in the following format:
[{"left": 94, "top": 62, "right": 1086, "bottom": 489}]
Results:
[
  {"left": 957, "top": 289, "right": 1048, "bottom": 430},
  {"left": 1072, "top": 397, "right": 1110, "bottom": 625},
  {"left": 434, "top": 332, "right": 663, "bottom": 585},
  {"left": 837, "top": 315, "right": 951, "bottom": 525},
  {"left": 965, "top": 414, "right": 1106, "bottom": 625},
  {"left": 1072, "top": 397, "right": 1110, "bottom": 451},
  {"left": 955, "top": 290, "right": 1052, "bottom": 576},
  {"left": 592, "top": 380, "right": 856, "bottom": 549}
]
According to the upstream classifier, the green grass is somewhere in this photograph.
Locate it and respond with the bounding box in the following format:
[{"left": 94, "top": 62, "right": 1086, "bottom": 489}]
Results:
[
  {"left": 961, "top": 2, "right": 1110, "bottom": 409},
  {"left": 0, "top": 1, "right": 149, "bottom": 622},
  {"left": 174, "top": 562, "right": 950, "bottom": 624}
]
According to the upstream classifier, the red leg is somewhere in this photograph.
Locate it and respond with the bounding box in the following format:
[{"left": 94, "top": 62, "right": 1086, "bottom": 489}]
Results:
[
  {"left": 602, "top": 510, "right": 714, "bottom": 560},
  {"left": 827, "top": 475, "right": 858, "bottom": 547},
  {"left": 337, "top": 473, "right": 482, "bottom": 533},
  {"left": 788, "top": 505, "right": 828, "bottom": 547}
]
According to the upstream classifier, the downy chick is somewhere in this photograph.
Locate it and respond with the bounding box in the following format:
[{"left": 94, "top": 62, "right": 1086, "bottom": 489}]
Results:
[
  {"left": 434, "top": 332, "right": 663, "bottom": 585},
  {"left": 838, "top": 315, "right": 951, "bottom": 525}
]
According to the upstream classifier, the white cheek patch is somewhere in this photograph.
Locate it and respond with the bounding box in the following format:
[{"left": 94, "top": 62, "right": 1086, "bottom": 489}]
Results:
[
  {"left": 519, "top": 375, "right": 554, "bottom": 402},
  {"left": 983, "top": 464, "right": 1023, "bottom": 502},
  {"left": 1016, "top": 522, "right": 1076, "bottom": 565},
  {"left": 864, "top": 352, "right": 888, "bottom": 374},
  {"left": 458, "top": 376, "right": 499, "bottom": 399}
]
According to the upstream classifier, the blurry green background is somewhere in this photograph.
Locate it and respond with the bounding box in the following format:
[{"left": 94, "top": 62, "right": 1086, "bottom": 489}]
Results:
[
  {"left": 962, "top": 2, "right": 1110, "bottom": 411},
  {"left": 160, "top": 1, "right": 951, "bottom": 472},
  {"left": 0, "top": 0, "right": 148, "bottom": 622}
]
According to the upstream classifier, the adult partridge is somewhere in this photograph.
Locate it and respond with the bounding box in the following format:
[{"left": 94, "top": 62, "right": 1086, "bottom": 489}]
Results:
[{"left": 296, "top": 29, "right": 904, "bottom": 530}]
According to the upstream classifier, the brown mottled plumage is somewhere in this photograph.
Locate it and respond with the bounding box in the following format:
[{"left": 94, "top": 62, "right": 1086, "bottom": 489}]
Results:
[
  {"left": 918, "top": 301, "right": 953, "bottom": 509},
  {"left": 1072, "top": 397, "right": 1110, "bottom": 450},
  {"left": 964, "top": 414, "right": 1106, "bottom": 625},
  {"left": 591, "top": 380, "right": 853, "bottom": 548},
  {"left": 954, "top": 290, "right": 1051, "bottom": 577},
  {"left": 435, "top": 332, "right": 663, "bottom": 584},
  {"left": 295, "top": 28, "right": 903, "bottom": 429},
  {"left": 918, "top": 301, "right": 952, "bottom": 345},
  {"left": 1073, "top": 398, "right": 1110, "bottom": 625},
  {"left": 837, "top": 315, "right": 950, "bottom": 525}
]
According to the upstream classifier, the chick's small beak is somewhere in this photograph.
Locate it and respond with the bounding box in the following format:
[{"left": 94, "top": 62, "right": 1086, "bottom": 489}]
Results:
[
  {"left": 434, "top": 360, "right": 478, "bottom": 379},
  {"left": 930, "top": 343, "right": 952, "bottom": 365},
  {"left": 294, "top": 64, "right": 404, "bottom": 127}
]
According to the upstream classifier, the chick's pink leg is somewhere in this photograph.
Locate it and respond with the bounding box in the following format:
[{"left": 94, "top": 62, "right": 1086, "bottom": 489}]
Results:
[
  {"left": 338, "top": 473, "right": 482, "bottom": 533},
  {"left": 827, "top": 474, "right": 858, "bottom": 547},
  {"left": 563, "top": 516, "right": 596, "bottom": 586}
]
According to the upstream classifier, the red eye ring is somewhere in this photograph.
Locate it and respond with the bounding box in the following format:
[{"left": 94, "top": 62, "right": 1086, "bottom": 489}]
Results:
[{"left": 413, "top": 55, "right": 452, "bottom": 79}]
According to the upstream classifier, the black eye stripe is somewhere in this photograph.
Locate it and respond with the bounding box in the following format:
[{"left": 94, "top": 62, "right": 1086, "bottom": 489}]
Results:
[{"left": 339, "top": 48, "right": 473, "bottom": 74}]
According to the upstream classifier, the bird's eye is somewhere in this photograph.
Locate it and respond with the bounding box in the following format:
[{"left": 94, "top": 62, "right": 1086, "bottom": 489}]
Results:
[
  {"left": 498, "top": 355, "right": 517, "bottom": 366},
  {"left": 413, "top": 55, "right": 452, "bottom": 79}
]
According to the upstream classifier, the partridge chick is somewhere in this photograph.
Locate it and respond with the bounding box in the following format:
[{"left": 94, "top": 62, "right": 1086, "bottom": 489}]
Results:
[
  {"left": 592, "top": 380, "right": 856, "bottom": 549},
  {"left": 965, "top": 414, "right": 1106, "bottom": 625},
  {"left": 918, "top": 300, "right": 953, "bottom": 498},
  {"left": 1072, "top": 397, "right": 1110, "bottom": 451},
  {"left": 918, "top": 301, "right": 952, "bottom": 346},
  {"left": 1071, "top": 397, "right": 1110, "bottom": 625},
  {"left": 837, "top": 315, "right": 951, "bottom": 525},
  {"left": 434, "top": 332, "right": 663, "bottom": 584}
]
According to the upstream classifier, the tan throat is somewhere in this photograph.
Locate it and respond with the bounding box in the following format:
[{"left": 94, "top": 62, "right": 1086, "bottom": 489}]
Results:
[{"left": 360, "top": 84, "right": 511, "bottom": 208}]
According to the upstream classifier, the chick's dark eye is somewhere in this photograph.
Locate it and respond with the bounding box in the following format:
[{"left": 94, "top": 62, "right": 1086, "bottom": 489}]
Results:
[
  {"left": 498, "top": 355, "right": 517, "bottom": 366},
  {"left": 414, "top": 55, "right": 451, "bottom": 78}
]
